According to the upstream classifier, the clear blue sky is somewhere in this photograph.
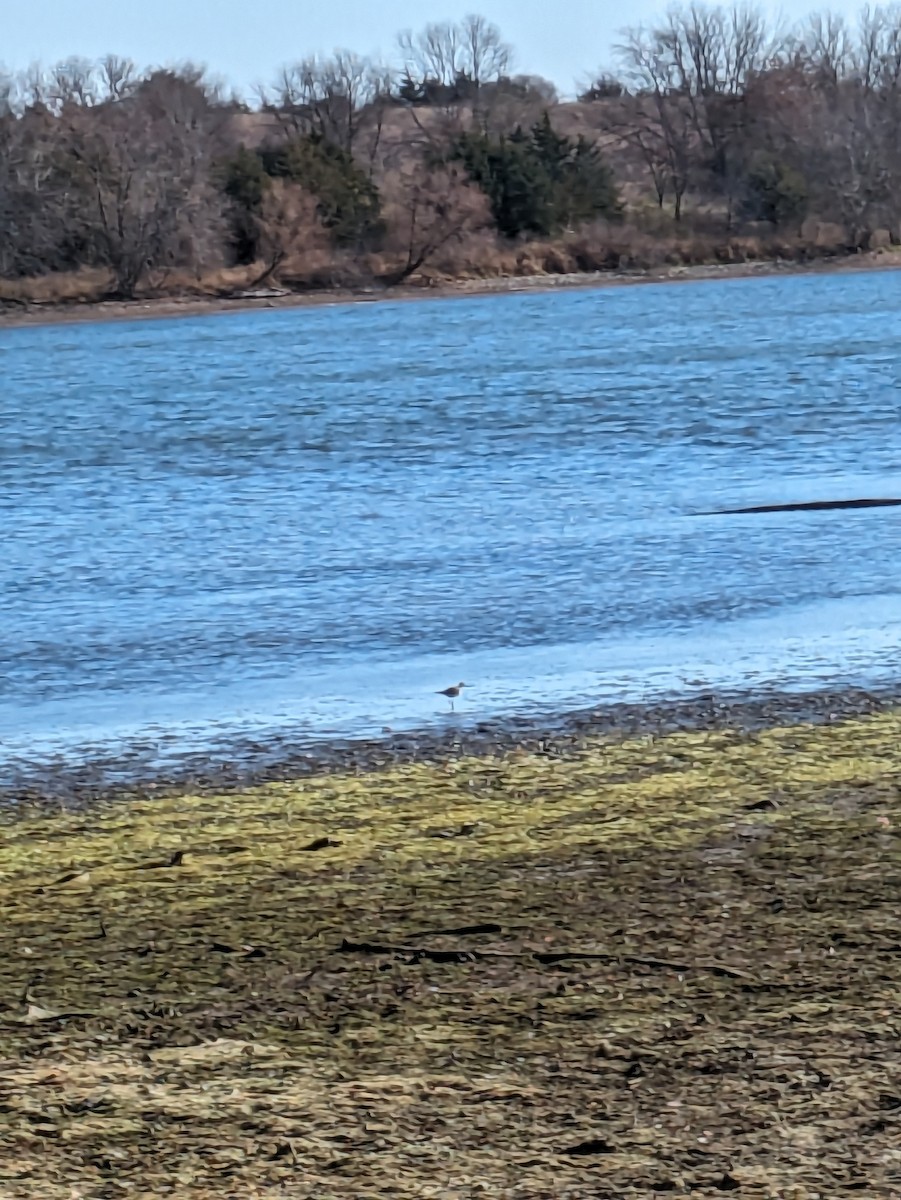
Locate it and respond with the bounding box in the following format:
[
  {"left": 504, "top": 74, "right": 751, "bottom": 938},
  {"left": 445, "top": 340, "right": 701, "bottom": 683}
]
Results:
[{"left": 3, "top": 0, "right": 853, "bottom": 96}]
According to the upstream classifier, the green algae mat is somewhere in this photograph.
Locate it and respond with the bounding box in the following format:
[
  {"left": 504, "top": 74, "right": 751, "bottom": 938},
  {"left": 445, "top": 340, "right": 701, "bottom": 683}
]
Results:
[{"left": 2, "top": 712, "right": 901, "bottom": 1198}]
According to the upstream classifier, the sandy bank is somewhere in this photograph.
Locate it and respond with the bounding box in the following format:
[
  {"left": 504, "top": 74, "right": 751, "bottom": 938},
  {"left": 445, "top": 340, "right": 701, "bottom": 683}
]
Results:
[{"left": 2, "top": 251, "right": 900, "bottom": 331}]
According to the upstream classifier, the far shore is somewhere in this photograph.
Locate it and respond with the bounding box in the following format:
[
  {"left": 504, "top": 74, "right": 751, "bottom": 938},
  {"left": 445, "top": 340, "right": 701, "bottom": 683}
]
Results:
[{"left": 2, "top": 249, "right": 899, "bottom": 331}]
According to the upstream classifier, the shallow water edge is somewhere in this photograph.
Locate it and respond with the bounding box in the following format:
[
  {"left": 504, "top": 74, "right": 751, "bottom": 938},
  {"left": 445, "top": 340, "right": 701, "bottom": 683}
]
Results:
[{"left": 5, "top": 681, "right": 900, "bottom": 813}]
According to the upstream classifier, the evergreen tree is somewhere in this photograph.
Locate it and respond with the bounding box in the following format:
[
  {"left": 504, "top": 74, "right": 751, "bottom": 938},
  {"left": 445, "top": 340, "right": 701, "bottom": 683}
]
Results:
[
  {"left": 258, "top": 135, "right": 382, "bottom": 247},
  {"left": 218, "top": 136, "right": 383, "bottom": 262},
  {"left": 218, "top": 146, "right": 269, "bottom": 263},
  {"left": 743, "top": 154, "right": 808, "bottom": 226},
  {"left": 397, "top": 73, "right": 427, "bottom": 104},
  {"left": 449, "top": 114, "right": 621, "bottom": 238}
]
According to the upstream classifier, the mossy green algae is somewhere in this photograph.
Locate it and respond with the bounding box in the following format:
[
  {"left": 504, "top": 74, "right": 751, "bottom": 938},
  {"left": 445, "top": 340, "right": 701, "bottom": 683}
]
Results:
[{"left": 1, "top": 712, "right": 899, "bottom": 1197}]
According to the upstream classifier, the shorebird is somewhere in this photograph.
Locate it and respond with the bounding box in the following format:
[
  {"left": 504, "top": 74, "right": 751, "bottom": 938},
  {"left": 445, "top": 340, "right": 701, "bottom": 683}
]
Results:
[{"left": 436, "top": 682, "right": 467, "bottom": 711}]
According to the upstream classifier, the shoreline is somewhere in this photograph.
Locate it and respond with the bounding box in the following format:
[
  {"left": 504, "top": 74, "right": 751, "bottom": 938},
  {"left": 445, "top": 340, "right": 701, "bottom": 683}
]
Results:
[
  {"left": 2, "top": 250, "right": 900, "bottom": 330},
  {"left": 3, "top": 683, "right": 899, "bottom": 1194},
  {"left": 5, "top": 680, "right": 900, "bottom": 813}
]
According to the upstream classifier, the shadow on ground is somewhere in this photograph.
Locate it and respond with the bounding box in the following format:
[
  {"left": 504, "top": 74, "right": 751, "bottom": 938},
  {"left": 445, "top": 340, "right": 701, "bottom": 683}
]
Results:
[{"left": 2, "top": 712, "right": 900, "bottom": 1197}]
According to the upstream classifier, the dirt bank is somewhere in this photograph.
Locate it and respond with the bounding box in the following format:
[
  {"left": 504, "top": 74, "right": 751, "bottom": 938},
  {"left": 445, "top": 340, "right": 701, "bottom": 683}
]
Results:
[{"left": 2, "top": 251, "right": 900, "bottom": 331}]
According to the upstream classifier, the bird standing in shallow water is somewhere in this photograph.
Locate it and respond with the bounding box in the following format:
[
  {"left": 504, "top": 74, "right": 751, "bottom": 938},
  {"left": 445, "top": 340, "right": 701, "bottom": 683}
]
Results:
[{"left": 437, "top": 682, "right": 467, "bottom": 711}]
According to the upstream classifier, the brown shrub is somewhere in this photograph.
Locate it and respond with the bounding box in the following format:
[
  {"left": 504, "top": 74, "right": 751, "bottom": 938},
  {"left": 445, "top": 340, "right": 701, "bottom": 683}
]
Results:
[
  {"left": 254, "top": 180, "right": 330, "bottom": 284},
  {"left": 379, "top": 164, "right": 491, "bottom": 284},
  {"left": 429, "top": 231, "right": 514, "bottom": 279},
  {"left": 539, "top": 243, "right": 575, "bottom": 274}
]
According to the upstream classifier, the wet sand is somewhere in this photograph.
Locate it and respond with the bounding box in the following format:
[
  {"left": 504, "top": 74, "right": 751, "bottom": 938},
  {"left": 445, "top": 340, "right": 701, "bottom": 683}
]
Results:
[
  {"left": 2, "top": 685, "right": 899, "bottom": 1197},
  {"left": 2, "top": 251, "right": 899, "bottom": 331}
]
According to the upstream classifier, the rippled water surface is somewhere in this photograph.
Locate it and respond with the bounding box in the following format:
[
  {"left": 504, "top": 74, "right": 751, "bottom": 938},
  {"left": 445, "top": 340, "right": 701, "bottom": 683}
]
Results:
[{"left": 2, "top": 270, "right": 901, "bottom": 761}]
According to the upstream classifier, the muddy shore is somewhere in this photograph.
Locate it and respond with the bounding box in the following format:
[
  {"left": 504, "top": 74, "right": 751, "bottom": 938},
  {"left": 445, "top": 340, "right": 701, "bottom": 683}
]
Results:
[
  {"left": 5, "top": 682, "right": 901, "bottom": 812},
  {"left": 2, "top": 686, "right": 900, "bottom": 1197},
  {"left": 1, "top": 251, "right": 899, "bottom": 330}
]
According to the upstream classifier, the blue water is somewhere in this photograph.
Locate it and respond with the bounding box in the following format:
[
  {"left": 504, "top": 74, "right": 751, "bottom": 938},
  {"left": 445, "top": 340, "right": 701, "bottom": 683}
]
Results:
[{"left": 2, "top": 270, "right": 901, "bottom": 765}]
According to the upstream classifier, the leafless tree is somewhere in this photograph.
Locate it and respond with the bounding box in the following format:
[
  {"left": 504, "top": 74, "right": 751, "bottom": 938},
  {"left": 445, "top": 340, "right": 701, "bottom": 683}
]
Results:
[
  {"left": 14, "top": 64, "right": 51, "bottom": 113},
  {"left": 99, "top": 55, "right": 139, "bottom": 101},
  {"left": 263, "top": 51, "right": 391, "bottom": 158},
  {"left": 253, "top": 178, "right": 327, "bottom": 282},
  {"left": 398, "top": 14, "right": 511, "bottom": 92},
  {"left": 0, "top": 100, "right": 81, "bottom": 275},
  {"left": 0, "top": 109, "right": 23, "bottom": 274},
  {"left": 486, "top": 73, "right": 566, "bottom": 136},
  {"left": 848, "top": 4, "right": 901, "bottom": 100},
  {"left": 393, "top": 15, "right": 537, "bottom": 150},
  {"left": 0, "top": 67, "right": 13, "bottom": 117},
  {"left": 613, "top": 100, "right": 682, "bottom": 210},
  {"left": 3, "top": 55, "right": 138, "bottom": 117},
  {"left": 613, "top": 31, "right": 699, "bottom": 218},
  {"left": 380, "top": 160, "right": 489, "bottom": 283},
  {"left": 396, "top": 12, "right": 514, "bottom": 123},
  {"left": 135, "top": 65, "right": 233, "bottom": 132},
  {"left": 616, "top": 5, "right": 787, "bottom": 217},
  {"left": 509, "top": 74, "right": 559, "bottom": 104},
  {"left": 56, "top": 73, "right": 226, "bottom": 296},
  {"left": 739, "top": 37, "right": 901, "bottom": 240},
  {"left": 797, "top": 10, "right": 854, "bottom": 85}
]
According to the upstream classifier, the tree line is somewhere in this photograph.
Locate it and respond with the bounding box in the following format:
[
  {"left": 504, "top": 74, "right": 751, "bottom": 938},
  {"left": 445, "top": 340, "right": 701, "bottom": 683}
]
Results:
[{"left": 1, "top": 6, "right": 900, "bottom": 302}]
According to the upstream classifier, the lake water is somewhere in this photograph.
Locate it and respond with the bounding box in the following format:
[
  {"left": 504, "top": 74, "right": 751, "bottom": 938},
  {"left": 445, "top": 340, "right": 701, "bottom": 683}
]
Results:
[{"left": 2, "top": 270, "right": 901, "bottom": 767}]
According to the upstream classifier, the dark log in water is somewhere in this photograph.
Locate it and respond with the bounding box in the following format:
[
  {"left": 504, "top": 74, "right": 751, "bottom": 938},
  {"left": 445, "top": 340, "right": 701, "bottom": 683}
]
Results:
[{"left": 703, "top": 497, "right": 901, "bottom": 515}]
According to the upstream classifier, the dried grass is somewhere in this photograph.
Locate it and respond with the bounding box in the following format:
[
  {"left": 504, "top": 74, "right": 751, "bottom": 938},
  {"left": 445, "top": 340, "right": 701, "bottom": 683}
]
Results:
[
  {"left": 278, "top": 249, "right": 369, "bottom": 290},
  {"left": 138, "top": 264, "right": 267, "bottom": 297},
  {"left": 0, "top": 219, "right": 892, "bottom": 311},
  {"left": 2, "top": 712, "right": 900, "bottom": 1196},
  {"left": 0, "top": 268, "right": 112, "bottom": 305}
]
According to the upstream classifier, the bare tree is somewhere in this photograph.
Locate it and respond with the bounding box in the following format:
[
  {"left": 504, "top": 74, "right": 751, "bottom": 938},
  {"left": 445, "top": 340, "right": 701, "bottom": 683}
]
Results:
[
  {"left": 98, "top": 55, "right": 139, "bottom": 102},
  {"left": 797, "top": 10, "right": 854, "bottom": 85},
  {"left": 47, "top": 58, "right": 100, "bottom": 109},
  {"left": 253, "top": 178, "right": 327, "bottom": 282},
  {"left": 463, "top": 13, "right": 512, "bottom": 86},
  {"left": 56, "top": 71, "right": 226, "bottom": 296},
  {"left": 0, "top": 99, "right": 85, "bottom": 275},
  {"left": 615, "top": 5, "right": 787, "bottom": 218},
  {"left": 481, "top": 73, "right": 562, "bottom": 135},
  {"left": 380, "top": 161, "right": 489, "bottom": 283},
  {"left": 508, "top": 74, "right": 559, "bottom": 104},
  {"left": 3, "top": 55, "right": 138, "bottom": 119},
  {"left": 0, "top": 67, "right": 13, "bottom": 117},
  {"left": 263, "top": 51, "right": 391, "bottom": 159},
  {"left": 397, "top": 14, "right": 512, "bottom": 97},
  {"left": 135, "top": 65, "right": 233, "bottom": 134},
  {"left": 393, "top": 14, "right": 538, "bottom": 153},
  {"left": 15, "top": 64, "right": 52, "bottom": 113},
  {"left": 0, "top": 107, "right": 25, "bottom": 275},
  {"left": 614, "top": 99, "right": 683, "bottom": 210},
  {"left": 0, "top": 60, "right": 238, "bottom": 287},
  {"left": 614, "top": 30, "right": 699, "bottom": 218},
  {"left": 739, "top": 35, "right": 901, "bottom": 241}
]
